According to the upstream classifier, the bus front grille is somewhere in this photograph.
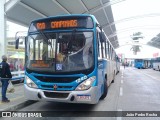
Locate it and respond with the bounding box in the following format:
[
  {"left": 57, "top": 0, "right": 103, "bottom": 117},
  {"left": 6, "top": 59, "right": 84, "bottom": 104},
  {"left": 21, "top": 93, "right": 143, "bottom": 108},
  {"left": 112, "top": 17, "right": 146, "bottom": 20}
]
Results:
[
  {"left": 35, "top": 76, "right": 79, "bottom": 83},
  {"left": 43, "top": 91, "right": 69, "bottom": 98},
  {"left": 41, "top": 85, "right": 73, "bottom": 90}
]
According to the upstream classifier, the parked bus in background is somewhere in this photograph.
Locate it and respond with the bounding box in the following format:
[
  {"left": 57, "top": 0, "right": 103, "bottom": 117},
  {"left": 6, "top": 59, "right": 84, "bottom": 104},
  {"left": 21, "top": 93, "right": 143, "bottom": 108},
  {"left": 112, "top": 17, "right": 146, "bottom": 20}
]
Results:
[
  {"left": 15, "top": 14, "right": 117, "bottom": 104},
  {"left": 151, "top": 57, "right": 160, "bottom": 71},
  {"left": 134, "top": 59, "right": 151, "bottom": 69}
]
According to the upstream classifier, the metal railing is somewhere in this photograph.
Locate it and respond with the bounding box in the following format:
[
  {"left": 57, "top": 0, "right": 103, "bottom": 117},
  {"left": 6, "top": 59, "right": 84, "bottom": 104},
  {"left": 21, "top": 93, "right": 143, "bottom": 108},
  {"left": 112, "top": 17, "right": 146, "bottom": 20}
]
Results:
[
  {"left": 0, "top": 71, "right": 24, "bottom": 87},
  {"left": 11, "top": 71, "right": 24, "bottom": 81}
]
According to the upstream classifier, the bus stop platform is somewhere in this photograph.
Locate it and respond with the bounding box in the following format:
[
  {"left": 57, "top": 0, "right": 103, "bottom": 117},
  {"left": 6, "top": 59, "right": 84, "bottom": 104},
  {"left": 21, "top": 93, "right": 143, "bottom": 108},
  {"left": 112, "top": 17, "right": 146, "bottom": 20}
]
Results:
[{"left": 0, "top": 83, "right": 36, "bottom": 111}]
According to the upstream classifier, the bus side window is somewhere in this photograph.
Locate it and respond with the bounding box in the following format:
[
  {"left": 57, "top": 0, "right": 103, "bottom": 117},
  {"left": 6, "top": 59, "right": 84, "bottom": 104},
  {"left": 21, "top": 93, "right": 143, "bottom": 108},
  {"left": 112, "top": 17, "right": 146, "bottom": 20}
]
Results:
[
  {"left": 96, "top": 30, "right": 102, "bottom": 58},
  {"left": 102, "top": 41, "right": 106, "bottom": 58},
  {"left": 96, "top": 27, "right": 106, "bottom": 59},
  {"left": 108, "top": 44, "right": 111, "bottom": 60},
  {"left": 112, "top": 48, "right": 114, "bottom": 60},
  {"left": 98, "top": 35, "right": 102, "bottom": 58},
  {"left": 106, "top": 41, "right": 109, "bottom": 59},
  {"left": 110, "top": 46, "right": 113, "bottom": 60},
  {"left": 98, "top": 33, "right": 105, "bottom": 58},
  {"left": 104, "top": 41, "right": 107, "bottom": 59},
  {"left": 105, "top": 41, "right": 109, "bottom": 59},
  {"left": 113, "top": 50, "right": 116, "bottom": 61}
]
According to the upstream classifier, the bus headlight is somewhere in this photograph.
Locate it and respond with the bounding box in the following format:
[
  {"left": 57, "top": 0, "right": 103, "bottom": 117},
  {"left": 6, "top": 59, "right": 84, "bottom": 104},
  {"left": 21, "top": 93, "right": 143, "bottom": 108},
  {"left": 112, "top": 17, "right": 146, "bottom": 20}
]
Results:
[
  {"left": 25, "top": 76, "right": 38, "bottom": 88},
  {"left": 75, "top": 76, "right": 96, "bottom": 91}
]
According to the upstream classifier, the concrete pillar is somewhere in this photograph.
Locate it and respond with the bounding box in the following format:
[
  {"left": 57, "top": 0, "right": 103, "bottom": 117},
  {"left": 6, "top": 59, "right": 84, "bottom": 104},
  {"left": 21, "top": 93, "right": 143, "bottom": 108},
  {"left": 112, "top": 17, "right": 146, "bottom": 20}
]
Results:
[{"left": 0, "top": 0, "right": 6, "bottom": 59}]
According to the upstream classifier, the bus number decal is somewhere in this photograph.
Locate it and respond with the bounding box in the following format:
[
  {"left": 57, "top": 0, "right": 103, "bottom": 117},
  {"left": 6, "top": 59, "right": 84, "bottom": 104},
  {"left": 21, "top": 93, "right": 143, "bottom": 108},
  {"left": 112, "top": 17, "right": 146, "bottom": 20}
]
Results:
[{"left": 76, "top": 76, "right": 88, "bottom": 83}]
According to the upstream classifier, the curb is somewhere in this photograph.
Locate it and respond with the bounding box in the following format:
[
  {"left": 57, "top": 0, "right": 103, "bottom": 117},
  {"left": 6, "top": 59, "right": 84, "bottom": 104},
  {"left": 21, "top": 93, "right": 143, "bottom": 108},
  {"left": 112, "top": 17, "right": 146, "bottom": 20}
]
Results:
[{"left": 3, "top": 100, "right": 37, "bottom": 111}]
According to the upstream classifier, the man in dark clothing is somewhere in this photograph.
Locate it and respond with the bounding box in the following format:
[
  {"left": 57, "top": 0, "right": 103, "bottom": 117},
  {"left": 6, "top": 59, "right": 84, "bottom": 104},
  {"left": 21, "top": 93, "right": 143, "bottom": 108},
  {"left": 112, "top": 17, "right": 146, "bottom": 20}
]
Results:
[{"left": 0, "top": 55, "right": 12, "bottom": 103}]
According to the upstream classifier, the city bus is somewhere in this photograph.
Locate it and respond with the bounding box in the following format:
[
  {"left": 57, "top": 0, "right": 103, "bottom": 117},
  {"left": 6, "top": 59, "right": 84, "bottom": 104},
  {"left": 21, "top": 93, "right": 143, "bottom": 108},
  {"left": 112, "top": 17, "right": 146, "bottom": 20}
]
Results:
[
  {"left": 16, "top": 14, "right": 117, "bottom": 104},
  {"left": 134, "top": 59, "right": 151, "bottom": 69},
  {"left": 152, "top": 57, "right": 160, "bottom": 71}
]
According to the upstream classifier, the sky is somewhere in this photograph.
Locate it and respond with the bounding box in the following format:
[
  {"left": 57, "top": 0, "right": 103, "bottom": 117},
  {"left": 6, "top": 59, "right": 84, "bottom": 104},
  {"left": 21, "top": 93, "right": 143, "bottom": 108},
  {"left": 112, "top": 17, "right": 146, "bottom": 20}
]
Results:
[
  {"left": 6, "top": 0, "right": 160, "bottom": 59},
  {"left": 7, "top": 21, "right": 27, "bottom": 37},
  {"left": 111, "top": 0, "right": 160, "bottom": 58}
]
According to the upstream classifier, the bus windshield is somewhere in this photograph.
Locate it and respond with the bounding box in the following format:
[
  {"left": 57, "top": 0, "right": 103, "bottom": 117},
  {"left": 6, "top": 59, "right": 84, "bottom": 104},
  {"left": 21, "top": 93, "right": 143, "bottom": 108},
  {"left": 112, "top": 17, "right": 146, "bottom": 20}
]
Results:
[{"left": 26, "top": 31, "right": 94, "bottom": 73}]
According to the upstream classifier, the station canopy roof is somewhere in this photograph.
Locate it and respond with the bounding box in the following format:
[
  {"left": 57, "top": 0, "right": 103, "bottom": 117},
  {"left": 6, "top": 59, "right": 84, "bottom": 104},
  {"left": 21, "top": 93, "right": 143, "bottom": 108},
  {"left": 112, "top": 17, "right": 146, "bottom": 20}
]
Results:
[{"left": 4, "top": 0, "right": 160, "bottom": 50}]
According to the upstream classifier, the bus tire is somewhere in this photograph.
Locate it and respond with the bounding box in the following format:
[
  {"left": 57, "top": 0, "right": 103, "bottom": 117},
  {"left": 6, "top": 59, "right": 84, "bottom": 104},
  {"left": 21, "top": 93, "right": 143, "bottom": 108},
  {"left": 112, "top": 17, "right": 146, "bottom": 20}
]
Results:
[{"left": 100, "top": 80, "right": 108, "bottom": 100}]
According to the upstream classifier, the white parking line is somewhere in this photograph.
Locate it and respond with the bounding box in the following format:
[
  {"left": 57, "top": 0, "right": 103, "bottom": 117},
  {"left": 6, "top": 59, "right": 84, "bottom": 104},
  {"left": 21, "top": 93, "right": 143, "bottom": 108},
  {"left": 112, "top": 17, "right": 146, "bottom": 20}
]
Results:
[
  {"left": 117, "top": 109, "right": 122, "bottom": 120},
  {"left": 120, "top": 87, "right": 123, "bottom": 96},
  {"left": 142, "top": 73, "right": 158, "bottom": 80},
  {"left": 121, "top": 80, "right": 123, "bottom": 84}
]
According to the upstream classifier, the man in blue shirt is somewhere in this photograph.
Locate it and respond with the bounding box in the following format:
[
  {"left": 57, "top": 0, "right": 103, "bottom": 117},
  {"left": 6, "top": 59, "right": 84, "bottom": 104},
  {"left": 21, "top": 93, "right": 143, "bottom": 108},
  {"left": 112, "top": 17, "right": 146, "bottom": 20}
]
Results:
[{"left": 0, "top": 55, "right": 12, "bottom": 103}]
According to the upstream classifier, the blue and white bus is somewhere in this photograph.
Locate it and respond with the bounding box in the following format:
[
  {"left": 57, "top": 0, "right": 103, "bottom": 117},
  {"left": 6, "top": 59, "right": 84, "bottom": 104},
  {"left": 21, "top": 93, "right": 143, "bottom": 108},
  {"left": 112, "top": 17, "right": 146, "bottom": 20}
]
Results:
[
  {"left": 134, "top": 59, "right": 151, "bottom": 69},
  {"left": 16, "top": 14, "right": 117, "bottom": 104}
]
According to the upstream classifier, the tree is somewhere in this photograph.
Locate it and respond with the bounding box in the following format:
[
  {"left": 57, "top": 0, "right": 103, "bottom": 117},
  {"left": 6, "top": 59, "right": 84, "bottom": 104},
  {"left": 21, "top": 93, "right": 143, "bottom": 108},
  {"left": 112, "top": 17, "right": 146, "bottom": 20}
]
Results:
[
  {"left": 131, "top": 32, "right": 144, "bottom": 40},
  {"left": 130, "top": 32, "right": 144, "bottom": 55}
]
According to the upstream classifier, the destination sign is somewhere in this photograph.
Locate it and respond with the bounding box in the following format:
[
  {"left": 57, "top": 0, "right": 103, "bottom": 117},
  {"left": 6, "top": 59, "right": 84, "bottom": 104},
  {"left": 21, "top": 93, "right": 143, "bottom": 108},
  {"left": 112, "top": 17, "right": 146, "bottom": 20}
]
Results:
[
  {"left": 31, "top": 60, "right": 50, "bottom": 68},
  {"left": 36, "top": 20, "right": 78, "bottom": 30},
  {"left": 29, "top": 16, "right": 93, "bottom": 32}
]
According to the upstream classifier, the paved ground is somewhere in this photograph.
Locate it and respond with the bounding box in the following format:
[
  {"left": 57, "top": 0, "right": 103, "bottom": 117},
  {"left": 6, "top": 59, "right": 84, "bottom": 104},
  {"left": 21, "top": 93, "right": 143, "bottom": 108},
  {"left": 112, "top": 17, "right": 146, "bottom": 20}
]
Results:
[
  {"left": 0, "top": 83, "right": 35, "bottom": 111},
  {"left": 1, "top": 66, "right": 160, "bottom": 120}
]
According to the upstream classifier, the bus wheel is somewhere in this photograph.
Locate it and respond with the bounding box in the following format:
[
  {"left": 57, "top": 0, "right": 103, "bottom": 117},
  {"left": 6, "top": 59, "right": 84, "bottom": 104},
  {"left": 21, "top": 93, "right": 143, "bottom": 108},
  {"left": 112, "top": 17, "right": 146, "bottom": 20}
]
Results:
[{"left": 100, "top": 80, "right": 108, "bottom": 99}]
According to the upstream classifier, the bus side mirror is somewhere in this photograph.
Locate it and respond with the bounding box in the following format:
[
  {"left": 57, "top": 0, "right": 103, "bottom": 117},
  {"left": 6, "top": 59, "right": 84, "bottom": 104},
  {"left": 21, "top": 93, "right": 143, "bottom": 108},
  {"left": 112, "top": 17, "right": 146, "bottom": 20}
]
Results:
[{"left": 15, "top": 38, "right": 19, "bottom": 49}]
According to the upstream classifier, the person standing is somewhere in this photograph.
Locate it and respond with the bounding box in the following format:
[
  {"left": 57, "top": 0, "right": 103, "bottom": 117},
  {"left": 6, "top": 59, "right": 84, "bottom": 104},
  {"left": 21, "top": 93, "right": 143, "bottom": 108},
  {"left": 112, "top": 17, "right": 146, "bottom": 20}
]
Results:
[{"left": 0, "top": 55, "right": 12, "bottom": 103}]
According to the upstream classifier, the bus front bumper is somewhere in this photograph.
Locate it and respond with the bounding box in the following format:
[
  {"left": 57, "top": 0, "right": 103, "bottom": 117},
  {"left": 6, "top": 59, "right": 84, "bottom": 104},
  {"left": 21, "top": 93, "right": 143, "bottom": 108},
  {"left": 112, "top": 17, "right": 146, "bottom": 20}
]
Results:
[{"left": 24, "top": 84, "right": 99, "bottom": 104}]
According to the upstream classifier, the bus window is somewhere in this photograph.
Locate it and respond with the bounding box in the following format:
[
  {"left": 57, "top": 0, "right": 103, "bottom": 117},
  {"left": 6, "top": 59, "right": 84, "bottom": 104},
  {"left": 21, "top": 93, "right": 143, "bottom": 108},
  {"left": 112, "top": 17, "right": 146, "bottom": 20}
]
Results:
[
  {"left": 101, "top": 42, "right": 104, "bottom": 58},
  {"left": 97, "top": 32, "right": 102, "bottom": 58},
  {"left": 29, "top": 38, "right": 34, "bottom": 60},
  {"left": 48, "top": 39, "right": 56, "bottom": 59},
  {"left": 110, "top": 46, "right": 113, "bottom": 60},
  {"left": 97, "top": 32, "right": 100, "bottom": 57},
  {"left": 112, "top": 51, "right": 116, "bottom": 61},
  {"left": 102, "top": 42, "right": 106, "bottom": 58},
  {"left": 106, "top": 41, "right": 109, "bottom": 59},
  {"left": 111, "top": 49, "right": 114, "bottom": 60},
  {"left": 108, "top": 42, "right": 111, "bottom": 60},
  {"left": 99, "top": 39, "right": 102, "bottom": 58},
  {"left": 107, "top": 42, "right": 110, "bottom": 60},
  {"left": 104, "top": 41, "right": 108, "bottom": 59}
]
